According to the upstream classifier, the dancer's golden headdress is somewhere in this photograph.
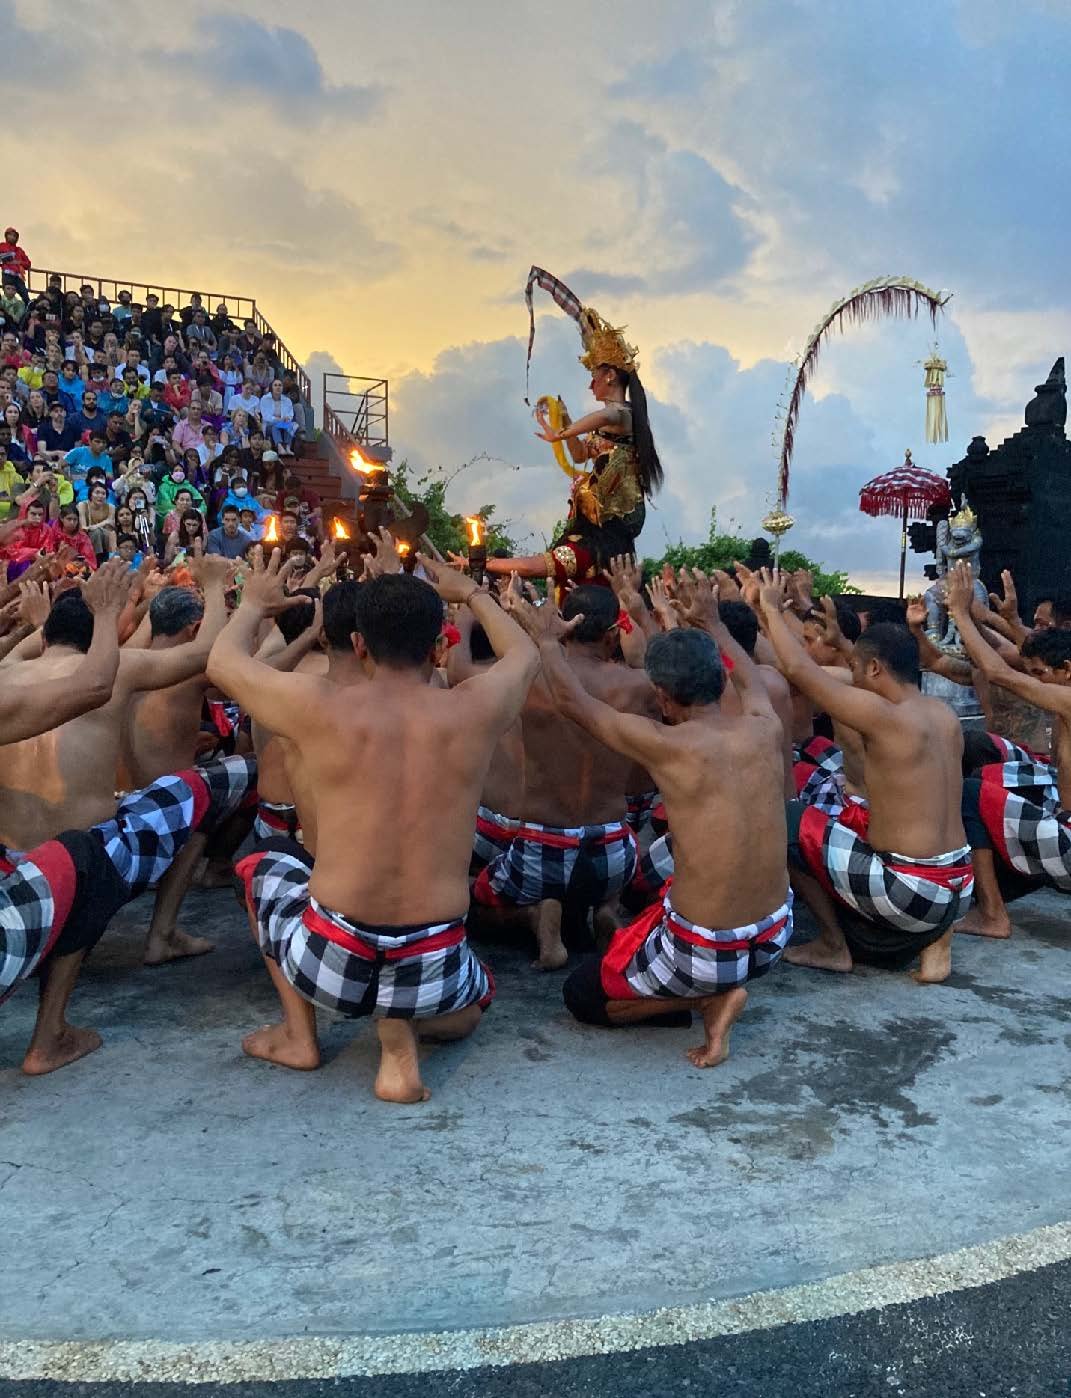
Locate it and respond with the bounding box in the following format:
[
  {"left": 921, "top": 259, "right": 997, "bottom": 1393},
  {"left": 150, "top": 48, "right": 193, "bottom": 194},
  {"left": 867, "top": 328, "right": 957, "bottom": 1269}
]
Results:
[{"left": 577, "top": 307, "right": 638, "bottom": 375}]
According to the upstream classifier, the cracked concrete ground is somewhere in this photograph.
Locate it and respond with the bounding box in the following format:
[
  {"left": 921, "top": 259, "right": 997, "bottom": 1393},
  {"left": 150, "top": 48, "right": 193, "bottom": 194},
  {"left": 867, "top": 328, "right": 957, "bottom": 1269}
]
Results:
[{"left": 0, "top": 884, "right": 1068, "bottom": 1343}]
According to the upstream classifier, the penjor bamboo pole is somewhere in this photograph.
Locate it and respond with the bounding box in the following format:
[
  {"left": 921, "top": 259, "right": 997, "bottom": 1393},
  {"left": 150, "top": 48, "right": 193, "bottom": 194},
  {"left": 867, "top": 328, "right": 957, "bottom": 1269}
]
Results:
[{"left": 898, "top": 500, "right": 908, "bottom": 600}]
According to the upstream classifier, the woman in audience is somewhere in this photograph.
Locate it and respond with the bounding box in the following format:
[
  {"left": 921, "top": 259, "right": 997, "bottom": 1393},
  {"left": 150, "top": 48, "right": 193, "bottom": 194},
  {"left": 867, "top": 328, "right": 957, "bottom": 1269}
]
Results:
[
  {"left": 126, "top": 485, "right": 156, "bottom": 556},
  {"left": 164, "top": 507, "right": 206, "bottom": 565},
  {"left": 50, "top": 503, "right": 98, "bottom": 572},
  {"left": 78, "top": 478, "right": 117, "bottom": 562}
]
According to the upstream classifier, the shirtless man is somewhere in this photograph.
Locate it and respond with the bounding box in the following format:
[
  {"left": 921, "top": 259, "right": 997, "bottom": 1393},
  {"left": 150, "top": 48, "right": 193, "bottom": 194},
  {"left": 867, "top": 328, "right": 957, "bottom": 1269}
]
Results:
[
  {"left": 760, "top": 574, "right": 972, "bottom": 983},
  {"left": 445, "top": 604, "right": 525, "bottom": 877},
  {"left": 947, "top": 563, "right": 1071, "bottom": 937},
  {"left": 509, "top": 577, "right": 790, "bottom": 1069},
  {"left": 0, "top": 554, "right": 241, "bottom": 965},
  {"left": 209, "top": 554, "right": 539, "bottom": 1103},
  {"left": 472, "top": 584, "right": 658, "bottom": 970}
]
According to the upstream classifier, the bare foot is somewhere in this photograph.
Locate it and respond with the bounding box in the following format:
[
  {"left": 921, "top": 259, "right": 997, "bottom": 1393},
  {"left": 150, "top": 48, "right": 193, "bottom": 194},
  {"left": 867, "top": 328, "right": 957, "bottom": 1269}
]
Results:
[
  {"left": 144, "top": 928, "right": 215, "bottom": 966},
  {"left": 954, "top": 905, "right": 1012, "bottom": 939},
  {"left": 374, "top": 1019, "right": 430, "bottom": 1103},
  {"left": 913, "top": 929, "right": 953, "bottom": 984},
  {"left": 592, "top": 903, "right": 620, "bottom": 953},
  {"left": 531, "top": 899, "right": 568, "bottom": 971},
  {"left": 241, "top": 1022, "right": 320, "bottom": 1071},
  {"left": 685, "top": 988, "right": 748, "bottom": 1068},
  {"left": 784, "top": 939, "right": 853, "bottom": 973},
  {"left": 22, "top": 1025, "right": 103, "bottom": 1076}
]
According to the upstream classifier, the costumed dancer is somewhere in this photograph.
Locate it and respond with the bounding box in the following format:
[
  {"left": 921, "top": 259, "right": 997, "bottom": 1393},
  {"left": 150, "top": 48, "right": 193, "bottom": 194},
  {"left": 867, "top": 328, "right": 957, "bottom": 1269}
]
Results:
[{"left": 485, "top": 268, "right": 663, "bottom": 588}]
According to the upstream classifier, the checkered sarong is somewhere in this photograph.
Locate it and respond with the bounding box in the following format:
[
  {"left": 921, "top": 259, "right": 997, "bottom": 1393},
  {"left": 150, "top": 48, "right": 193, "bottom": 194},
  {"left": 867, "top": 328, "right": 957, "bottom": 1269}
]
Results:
[
  {"left": 96, "top": 755, "right": 256, "bottom": 898},
  {"left": 472, "top": 820, "right": 637, "bottom": 909},
  {"left": 631, "top": 833, "right": 675, "bottom": 902},
  {"left": 0, "top": 843, "right": 79, "bottom": 1002},
  {"left": 471, "top": 805, "right": 522, "bottom": 874},
  {"left": 794, "top": 736, "right": 847, "bottom": 816},
  {"left": 626, "top": 789, "right": 661, "bottom": 833},
  {"left": 601, "top": 884, "right": 793, "bottom": 1000},
  {"left": 237, "top": 844, "right": 494, "bottom": 1019},
  {"left": 978, "top": 761, "right": 1071, "bottom": 891},
  {"left": 795, "top": 802, "right": 974, "bottom": 935},
  {"left": 253, "top": 799, "right": 301, "bottom": 846}
]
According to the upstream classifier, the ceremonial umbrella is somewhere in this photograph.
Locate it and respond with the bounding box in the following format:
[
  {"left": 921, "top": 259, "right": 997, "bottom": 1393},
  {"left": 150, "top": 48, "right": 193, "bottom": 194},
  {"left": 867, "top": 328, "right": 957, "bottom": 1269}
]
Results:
[{"left": 858, "top": 449, "right": 952, "bottom": 599}]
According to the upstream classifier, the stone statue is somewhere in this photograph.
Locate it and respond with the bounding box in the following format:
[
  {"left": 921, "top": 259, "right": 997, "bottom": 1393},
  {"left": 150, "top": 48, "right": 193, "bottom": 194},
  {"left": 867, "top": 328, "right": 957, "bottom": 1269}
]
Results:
[
  {"left": 925, "top": 503, "right": 987, "bottom": 648},
  {"left": 1024, "top": 357, "right": 1067, "bottom": 432}
]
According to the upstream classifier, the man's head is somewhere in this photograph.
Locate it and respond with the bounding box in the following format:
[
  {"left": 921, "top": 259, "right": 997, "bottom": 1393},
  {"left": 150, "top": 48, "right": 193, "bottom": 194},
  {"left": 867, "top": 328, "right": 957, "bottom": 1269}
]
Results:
[
  {"left": 60, "top": 359, "right": 79, "bottom": 381},
  {"left": 718, "top": 600, "right": 759, "bottom": 657},
  {"left": 3, "top": 227, "right": 17, "bottom": 244},
  {"left": 279, "top": 509, "right": 298, "bottom": 541},
  {"left": 115, "top": 532, "right": 138, "bottom": 563},
  {"left": 645, "top": 628, "right": 725, "bottom": 720},
  {"left": 850, "top": 623, "right": 919, "bottom": 692},
  {"left": 284, "top": 537, "right": 311, "bottom": 573},
  {"left": 1052, "top": 596, "right": 1071, "bottom": 630},
  {"left": 802, "top": 604, "right": 861, "bottom": 666},
  {"left": 1020, "top": 628, "right": 1071, "bottom": 684},
  {"left": 25, "top": 500, "right": 46, "bottom": 527},
  {"left": 43, "top": 591, "right": 95, "bottom": 652},
  {"left": 561, "top": 584, "right": 620, "bottom": 651},
  {"left": 354, "top": 574, "right": 441, "bottom": 669},
  {"left": 49, "top": 401, "right": 65, "bottom": 421},
  {"left": 321, "top": 580, "right": 362, "bottom": 652},
  {"left": 88, "top": 431, "right": 106, "bottom": 454},
  {"left": 149, "top": 586, "right": 204, "bottom": 640},
  {"left": 275, "top": 597, "right": 316, "bottom": 645},
  {"left": 220, "top": 504, "right": 241, "bottom": 536}
]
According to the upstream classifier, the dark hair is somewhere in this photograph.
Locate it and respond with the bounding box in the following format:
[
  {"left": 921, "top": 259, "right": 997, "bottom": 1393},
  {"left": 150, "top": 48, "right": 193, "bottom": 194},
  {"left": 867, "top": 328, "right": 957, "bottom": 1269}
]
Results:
[
  {"left": 1051, "top": 595, "right": 1071, "bottom": 627},
  {"left": 283, "top": 536, "right": 309, "bottom": 556},
  {"left": 854, "top": 623, "right": 919, "bottom": 685},
  {"left": 116, "top": 532, "right": 137, "bottom": 550},
  {"left": 354, "top": 574, "right": 441, "bottom": 667},
  {"left": 43, "top": 591, "right": 95, "bottom": 652},
  {"left": 833, "top": 603, "right": 862, "bottom": 643},
  {"left": 322, "top": 579, "right": 362, "bottom": 651},
  {"left": 220, "top": 504, "right": 239, "bottom": 519},
  {"left": 603, "top": 366, "right": 662, "bottom": 497},
  {"left": 58, "top": 504, "right": 80, "bottom": 526},
  {"left": 149, "top": 586, "right": 204, "bottom": 637},
  {"left": 562, "top": 584, "right": 619, "bottom": 643},
  {"left": 645, "top": 627, "right": 725, "bottom": 705},
  {"left": 864, "top": 600, "right": 907, "bottom": 628},
  {"left": 718, "top": 600, "right": 758, "bottom": 657},
  {"left": 274, "top": 598, "right": 317, "bottom": 645},
  {"left": 180, "top": 509, "right": 204, "bottom": 538},
  {"left": 1022, "top": 629, "right": 1071, "bottom": 668}
]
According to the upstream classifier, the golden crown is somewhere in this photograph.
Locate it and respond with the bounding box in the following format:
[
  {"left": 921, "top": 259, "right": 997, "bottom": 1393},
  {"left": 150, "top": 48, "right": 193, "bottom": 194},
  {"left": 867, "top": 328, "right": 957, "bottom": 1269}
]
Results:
[
  {"left": 950, "top": 503, "right": 977, "bottom": 529},
  {"left": 578, "top": 307, "right": 638, "bottom": 375}
]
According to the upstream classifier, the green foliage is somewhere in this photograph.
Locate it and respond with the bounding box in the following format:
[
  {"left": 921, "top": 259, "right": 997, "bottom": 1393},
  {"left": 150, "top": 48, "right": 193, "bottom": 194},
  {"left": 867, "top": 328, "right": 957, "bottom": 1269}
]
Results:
[
  {"left": 642, "top": 509, "right": 857, "bottom": 597},
  {"left": 391, "top": 459, "right": 520, "bottom": 559}
]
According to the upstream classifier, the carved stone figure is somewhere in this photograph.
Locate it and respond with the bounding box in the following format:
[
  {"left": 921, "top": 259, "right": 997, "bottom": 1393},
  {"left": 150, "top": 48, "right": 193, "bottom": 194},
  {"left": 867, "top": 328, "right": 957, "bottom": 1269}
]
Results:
[{"left": 925, "top": 503, "right": 987, "bottom": 648}]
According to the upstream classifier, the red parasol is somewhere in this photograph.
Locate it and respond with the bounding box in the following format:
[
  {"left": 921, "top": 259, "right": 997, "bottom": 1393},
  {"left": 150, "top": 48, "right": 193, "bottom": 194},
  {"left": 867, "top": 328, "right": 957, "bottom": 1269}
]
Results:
[{"left": 859, "top": 449, "right": 951, "bottom": 598}]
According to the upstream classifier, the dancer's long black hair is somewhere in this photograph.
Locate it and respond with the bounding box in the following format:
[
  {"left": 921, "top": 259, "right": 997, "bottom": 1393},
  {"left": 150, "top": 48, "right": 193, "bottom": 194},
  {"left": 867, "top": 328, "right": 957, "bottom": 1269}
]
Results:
[{"left": 608, "top": 366, "right": 663, "bottom": 497}]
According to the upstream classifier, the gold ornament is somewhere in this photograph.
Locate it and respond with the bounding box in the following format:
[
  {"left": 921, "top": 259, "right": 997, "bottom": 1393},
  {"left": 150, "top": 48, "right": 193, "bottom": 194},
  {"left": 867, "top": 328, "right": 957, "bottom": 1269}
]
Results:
[
  {"left": 762, "top": 507, "right": 796, "bottom": 537},
  {"left": 950, "top": 503, "right": 977, "bottom": 530},
  {"left": 578, "top": 307, "right": 638, "bottom": 375}
]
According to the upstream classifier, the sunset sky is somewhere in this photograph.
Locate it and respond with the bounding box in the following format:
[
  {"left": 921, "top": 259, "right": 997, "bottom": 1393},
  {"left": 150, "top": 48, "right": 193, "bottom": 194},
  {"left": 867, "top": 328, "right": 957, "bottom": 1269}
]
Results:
[{"left": 11, "top": 0, "right": 1071, "bottom": 589}]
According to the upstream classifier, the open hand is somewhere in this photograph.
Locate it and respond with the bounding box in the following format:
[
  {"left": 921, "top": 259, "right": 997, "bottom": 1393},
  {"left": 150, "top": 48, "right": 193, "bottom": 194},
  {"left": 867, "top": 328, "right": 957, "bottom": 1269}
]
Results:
[
  {"left": 17, "top": 579, "right": 51, "bottom": 630},
  {"left": 239, "top": 548, "right": 304, "bottom": 616},
  {"left": 418, "top": 553, "right": 477, "bottom": 605},
  {"left": 646, "top": 575, "right": 679, "bottom": 631},
  {"left": 757, "top": 567, "right": 788, "bottom": 616},
  {"left": 672, "top": 567, "right": 719, "bottom": 628},
  {"left": 509, "top": 593, "right": 582, "bottom": 644},
  {"left": 988, "top": 568, "right": 1020, "bottom": 623},
  {"left": 188, "top": 553, "right": 236, "bottom": 591},
  {"left": 604, "top": 553, "right": 644, "bottom": 614},
  {"left": 82, "top": 557, "right": 134, "bottom": 616},
  {"left": 946, "top": 560, "right": 975, "bottom": 616},
  {"left": 905, "top": 594, "right": 928, "bottom": 630},
  {"left": 371, "top": 526, "right": 403, "bottom": 575}
]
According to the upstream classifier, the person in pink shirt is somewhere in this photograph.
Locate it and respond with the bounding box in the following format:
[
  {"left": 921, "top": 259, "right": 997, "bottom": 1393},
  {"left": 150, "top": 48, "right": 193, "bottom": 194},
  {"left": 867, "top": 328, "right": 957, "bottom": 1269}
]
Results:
[{"left": 173, "top": 402, "right": 205, "bottom": 454}]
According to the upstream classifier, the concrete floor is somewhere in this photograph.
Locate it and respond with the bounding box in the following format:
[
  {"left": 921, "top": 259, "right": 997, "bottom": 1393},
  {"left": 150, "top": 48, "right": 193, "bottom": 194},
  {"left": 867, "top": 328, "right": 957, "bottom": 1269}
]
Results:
[{"left": 0, "top": 885, "right": 1069, "bottom": 1343}]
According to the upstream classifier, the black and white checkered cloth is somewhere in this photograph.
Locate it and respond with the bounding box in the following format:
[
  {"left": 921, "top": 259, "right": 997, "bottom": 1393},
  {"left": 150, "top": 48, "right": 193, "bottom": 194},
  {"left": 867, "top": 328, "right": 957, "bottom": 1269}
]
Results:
[
  {"left": 98, "top": 755, "right": 256, "bottom": 898},
  {"left": 238, "top": 844, "right": 494, "bottom": 1019},
  {"left": 601, "top": 888, "right": 793, "bottom": 1000},
  {"left": 0, "top": 848, "right": 71, "bottom": 1001},
  {"left": 802, "top": 807, "right": 974, "bottom": 934},
  {"left": 980, "top": 760, "right": 1071, "bottom": 892},
  {"left": 471, "top": 805, "right": 522, "bottom": 874},
  {"left": 794, "top": 737, "right": 848, "bottom": 816},
  {"left": 631, "top": 833, "right": 675, "bottom": 902},
  {"left": 473, "top": 820, "right": 637, "bottom": 909},
  {"left": 626, "top": 789, "right": 661, "bottom": 833}
]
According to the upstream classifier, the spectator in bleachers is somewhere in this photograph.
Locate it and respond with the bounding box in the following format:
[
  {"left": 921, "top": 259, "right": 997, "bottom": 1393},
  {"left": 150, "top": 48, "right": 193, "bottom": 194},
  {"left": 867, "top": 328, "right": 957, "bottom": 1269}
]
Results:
[
  {"left": 259, "top": 379, "right": 297, "bottom": 457},
  {"left": 246, "top": 349, "right": 274, "bottom": 395},
  {"left": 0, "top": 444, "right": 24, "bottom": 520},
  {"left": 57, "top": 359, "right": 86, "bottom": 412},
  {"left": 173, "top": 401, "right": 206, "bottom": 454},
  {"left": 205, "top": 503, "right": 253, "bottom": 559},
  {"left": 51, "top": 503, "right": 98, "bottom": 572},
  {"left": 229, "top": 379, "right": 263, "bottom": 428},
  {"left": 0, "top": 227, "right": 30, "bottom": 296},
  {"left": 180, "top": 293, "right": 204, "bottom": 328},
  {"left": 222, "top": 407, "right": 253, "bottom": 452},
  {"left": 0, "top": 496, "right": 49, "bottom": 572},
  {"left": 103, "top": 412, "right": 133, "bottom": 468},
  {"left": 164, "top": 507, "right": 206, "bottom": 565},
  {"left": 0, "top": 281, "right": 26, "bottom": 327},
  {"left": 65, "top": 431, "right": 112, "bottom": 489},
  {"left": 112, "top": 289, "right": 134, "bottom": 326},
  {"left": 38, "top": 402, "right": 80, "bottom": 458},
  {"left": 156, "top": 462, "right": 203, "bottom": 525},
  {"left": 164, "top": 369, "right": 192, "bottom": 415},
  {"left": 186, "top": 309, "right": 217, "bottom": 359}
]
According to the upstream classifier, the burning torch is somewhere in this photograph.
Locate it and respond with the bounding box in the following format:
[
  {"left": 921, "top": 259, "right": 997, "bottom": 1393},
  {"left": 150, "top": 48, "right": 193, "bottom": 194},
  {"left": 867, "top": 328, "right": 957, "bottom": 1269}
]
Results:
[
  {"left": 465, "top": 516, "right": 486, "bottom": 584},
  {"left": 263, "top": 514, "right": 279, "bottom": 546}
]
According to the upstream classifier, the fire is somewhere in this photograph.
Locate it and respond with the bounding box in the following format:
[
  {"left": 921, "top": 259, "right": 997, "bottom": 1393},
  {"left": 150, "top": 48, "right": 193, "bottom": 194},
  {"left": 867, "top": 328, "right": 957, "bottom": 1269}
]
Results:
[
  {"left": 332, "top": 517, "right": 350, "bottom": 541},
  {"left": 464, "top": 516, "right": 484, "bottom": 547},
  {"left": 397, "top": 541, "right": 411, "bottom": 556},
  {"left": 263, "top": 514, "right": 279, "bottom": 544}
]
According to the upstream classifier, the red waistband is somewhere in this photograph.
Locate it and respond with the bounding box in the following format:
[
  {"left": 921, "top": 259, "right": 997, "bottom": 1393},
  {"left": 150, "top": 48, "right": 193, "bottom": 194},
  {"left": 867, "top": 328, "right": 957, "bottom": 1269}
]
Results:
[
  {"left": 665, "top": 908, "right": 790, "bottom": 954},
  {"left": 257, "top": 804, "right": 296, "bottom": 832},
  {"left": 883, "top": 857, "right": 974, "bottom": 891},
  {"left": 513, "top": 823, "right": 630, "bottom": 850},
  {"left": 476, "top": 812, "right": 519, "bottom": 838},
  {"left": 301, "top": 902, "right": 466, "bottom": 961}
]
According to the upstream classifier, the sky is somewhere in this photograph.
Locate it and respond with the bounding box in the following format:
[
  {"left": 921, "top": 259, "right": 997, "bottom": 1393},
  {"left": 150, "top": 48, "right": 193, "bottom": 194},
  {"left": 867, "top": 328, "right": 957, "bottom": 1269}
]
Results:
[{"left": 10, "top": 0, "right": 1071, "bottom": 591}]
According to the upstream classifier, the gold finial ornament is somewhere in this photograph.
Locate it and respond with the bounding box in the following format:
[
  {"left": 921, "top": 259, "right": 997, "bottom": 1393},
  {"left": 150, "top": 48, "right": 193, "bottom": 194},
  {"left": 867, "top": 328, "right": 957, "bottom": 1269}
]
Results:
[
  {"left": 577, "top": 307, "right": 639, "bottom": 375},
  {"left": 762, "top": 507, "right": 796, "bottom": 537},
  {"left": 950, "top": 503, "right": 977, "bottom": 530}
]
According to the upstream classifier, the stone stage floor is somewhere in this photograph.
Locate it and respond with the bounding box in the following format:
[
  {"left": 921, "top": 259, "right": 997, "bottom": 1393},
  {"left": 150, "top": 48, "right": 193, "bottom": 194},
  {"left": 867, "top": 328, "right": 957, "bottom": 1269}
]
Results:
[{"left": 0, "top": 884, "right": 1068, "bottom": 1361}]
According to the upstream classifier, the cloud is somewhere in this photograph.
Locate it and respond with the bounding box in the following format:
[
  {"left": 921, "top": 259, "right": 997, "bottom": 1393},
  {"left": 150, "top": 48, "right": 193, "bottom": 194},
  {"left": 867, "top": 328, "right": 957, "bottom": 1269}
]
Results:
[
  {"left": 304, "top": 350, "right": 345, "bottom": 428},
  {"left": 193, "top": 15, "right": 386, "bottom": 121}
]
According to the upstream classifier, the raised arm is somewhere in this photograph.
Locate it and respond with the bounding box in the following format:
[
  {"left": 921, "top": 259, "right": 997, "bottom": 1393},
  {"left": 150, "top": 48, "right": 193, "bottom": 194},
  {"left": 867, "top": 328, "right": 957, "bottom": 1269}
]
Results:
[
  {"left": 0, "top": 560, "right": 130, "bottom": 742},
  {"left": 118, "top": 554, "right": 234, "bottom": 693},
  {"left": 206, "top": 550, "right": 322, "bottom": 737},
  {"left": 672, "top": 569, "right": 775, "bottom": 720},
  {"left": 947, "top": 562, "right": 1067, "bottom": 715},
  {"left": 905, "top": 594, "right": 972, "bottom": 686},
  {"left": 536, "top": 403, "right": 626, "bottom": 445},
  {"left": 759, "top": 574, "right": 891, "bottom": 736}
]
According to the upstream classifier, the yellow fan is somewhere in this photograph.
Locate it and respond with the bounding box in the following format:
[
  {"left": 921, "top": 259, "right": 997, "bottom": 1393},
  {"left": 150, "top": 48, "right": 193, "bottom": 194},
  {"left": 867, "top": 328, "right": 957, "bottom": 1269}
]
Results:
[{"left": 534, "top": 395, "right": 587, "bottom": 481}]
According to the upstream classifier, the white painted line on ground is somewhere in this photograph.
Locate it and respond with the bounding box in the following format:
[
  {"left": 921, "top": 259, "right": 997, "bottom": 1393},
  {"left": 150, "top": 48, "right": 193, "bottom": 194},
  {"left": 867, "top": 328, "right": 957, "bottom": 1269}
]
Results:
[{"left": 3, "top": 1220, "right": 1069, "bottom": 1383}]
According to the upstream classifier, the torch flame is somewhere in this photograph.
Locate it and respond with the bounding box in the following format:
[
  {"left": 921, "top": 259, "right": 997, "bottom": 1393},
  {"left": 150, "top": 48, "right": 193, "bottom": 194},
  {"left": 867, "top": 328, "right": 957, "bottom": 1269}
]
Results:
[
  {"left": 465, "top": 516, "right": 484, "bottom": 547},
  {"left": 397, "top": 540, "right": 411, "bottom": 556},
  {"left": 332, "top": 518, "right": 350, "bottom": 541},
  {"left": 263, "top": 514, "right": 279, "bottom": 544}
]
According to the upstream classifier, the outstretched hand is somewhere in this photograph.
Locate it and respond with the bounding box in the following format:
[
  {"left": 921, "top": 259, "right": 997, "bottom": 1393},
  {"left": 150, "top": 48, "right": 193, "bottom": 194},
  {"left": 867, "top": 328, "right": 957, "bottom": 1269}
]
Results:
[
  {"left": 671, "top": 567, "right": 719, "bottom": 629},
  {"left": 988, "top": 568, "right": 1020, "bottom": 623},
  {"left": 946, "top": 560, "right": 975, "bottom": 616},
  {"left": 508, "top": 593, "right": 583, "bottom": 644},
  {"left": 239, "top": 548, "right": 305, "bottom": 616},
  {"left": 82, "top": 557, "right": 134, "bottom": 617},
  {"left": 604, "top": 553, "right": 644, "bottom": 614},
  {"left": 189, "top": 553, "right": 236, "bottom": 591},
  {"left": 17, "top": 579, "right": 51, "bottom": 630},
  {"left": 418, "top": 553, "right": 477, "bottom": 604},
  {"left": 757, "top": 567, "right": 789, "bottom": 617},
  {"left": 646, "top": 575, "right": 679, "bottom": 631},
  {"left": 905, "top": 594, "right": 928, "bottom": 630}
]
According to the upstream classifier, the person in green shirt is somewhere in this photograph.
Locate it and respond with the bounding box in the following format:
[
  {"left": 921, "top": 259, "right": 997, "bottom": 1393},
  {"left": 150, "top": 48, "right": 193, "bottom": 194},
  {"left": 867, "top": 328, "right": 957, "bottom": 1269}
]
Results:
[
  {"left": 155, "top": 464, "right": 205, "bottom": 524},
  {"left": 0, "top": 449, "right": 25, "bottom": 520}
]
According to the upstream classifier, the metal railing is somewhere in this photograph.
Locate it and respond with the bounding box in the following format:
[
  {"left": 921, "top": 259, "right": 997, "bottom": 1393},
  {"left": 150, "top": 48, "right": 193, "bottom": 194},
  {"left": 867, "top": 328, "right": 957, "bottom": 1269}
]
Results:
[
  {"left": 26, "top": 267, "right": 311, "bottom": 404},
  {"left": 322, "top": 372, "right": 389, "bottom": 453}
]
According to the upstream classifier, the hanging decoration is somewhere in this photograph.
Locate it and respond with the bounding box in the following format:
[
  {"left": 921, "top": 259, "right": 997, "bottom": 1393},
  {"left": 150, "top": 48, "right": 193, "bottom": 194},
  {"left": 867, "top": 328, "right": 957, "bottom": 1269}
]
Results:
[
  {"left": 922, "top": 346, "right": 950, "bottom": 443},
  {"left": 775, "top": 276, "right": 952, "bottom": 506},
  {"left": 858, "top": 448, "right": 952, "bottom": 599}
]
